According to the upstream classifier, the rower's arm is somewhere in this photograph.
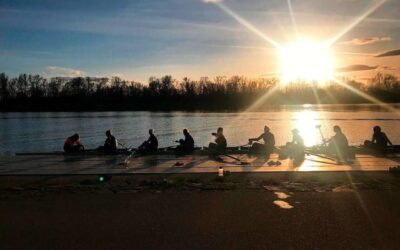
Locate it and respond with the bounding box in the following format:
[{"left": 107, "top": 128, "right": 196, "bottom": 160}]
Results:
[
  {"left": 322, "top": 136, "right": 332, "bottom": 144},
  {"left": 385, "top": 134, "right": 393, "bottom": 146},
  {"left": 249, "top": 134, "right": 263, "bottom": 142}
]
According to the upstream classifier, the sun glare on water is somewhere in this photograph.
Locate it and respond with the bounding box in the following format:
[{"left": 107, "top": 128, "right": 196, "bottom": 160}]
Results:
[
  {"left": 279, "top": 39, "right": 335, "bottom": 84},
  {"left": 294, "top": 110, "right": 319, "bottom": 147}
]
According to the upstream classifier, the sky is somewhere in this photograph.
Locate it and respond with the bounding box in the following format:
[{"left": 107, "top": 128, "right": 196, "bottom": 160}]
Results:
[{"left": 0, "top": 0, "right": 400, "bottom": 83}]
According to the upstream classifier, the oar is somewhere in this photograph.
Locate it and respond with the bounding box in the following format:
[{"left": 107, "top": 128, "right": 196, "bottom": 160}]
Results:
[
  {"left": 205, "top": 147, "right": 250, "bottom": 165},
  {"left": 119, "top": 145, "right": 177, "bottom": 167},
  {"left": 117, "top": 141, "right": 129, "bottom": 150},
  {"left": 222, "top": 153, "right": 242, "bottom": 161},
  {"left": 119, "top": 148, "right": 138, "bottom": 166},
  {"left": 238, "top": 143, "right": 251, "bottom": 150},
  {"left": 305, "top": 150, "right": 338, "bottom": 163},
  {"left": 164, "top": 145, "right": 178, "bottom": 150},
  {"left": 316, "top": 125, "right": 328, "bottom": 146}
]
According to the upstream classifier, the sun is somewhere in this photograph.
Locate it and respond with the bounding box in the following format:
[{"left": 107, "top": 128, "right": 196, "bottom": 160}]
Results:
[{"left": 279, "top": 39, "right": 335, "bottom": 84}]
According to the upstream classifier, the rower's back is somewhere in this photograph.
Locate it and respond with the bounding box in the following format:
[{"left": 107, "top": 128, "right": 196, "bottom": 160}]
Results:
[
  {"left": 292, "top": 133, "right": 304, "bottom": 148},
  {"left": 104, "top": 130, "right": 117, "bottom": 152},
  {"left": 263, "top": 131, "right": 275, "bottom": 149},
  {"left": 64, "top": 134, "right": 83, "bottom": 153},
  {"left": 184, "top": 133, "right": 195, "bottom": 150},
  {"left": 215, "top": 134, "right": 227, "bottom": 149},
  {"left": 373, "top": 131, "right": 391, "bottom": 148},
  {"left": 333, "top": 131, "right": 349, "bottom": 148},
  {"left": 214, "top": 127, "right": 227, "bottom": 152},
  {"left": 148, "top": 133, "right": 158, "bottom": 152}
]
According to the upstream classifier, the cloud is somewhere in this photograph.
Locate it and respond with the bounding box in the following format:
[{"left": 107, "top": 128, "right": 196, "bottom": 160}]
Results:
[
  {"left": 44, "top": 66, "right": 85, "bottom": 77},
  {"left": 340, "top": 37, "right": 391, "bottom": 46},
  {"left": 203, "top": 0, "right": 223, "bottom": 3},
  {"left": 375, "top": 49, "right": 400, "bottom": 57},
  {"left": 336, "top": 64, "right": 378, "bottom": 72}
]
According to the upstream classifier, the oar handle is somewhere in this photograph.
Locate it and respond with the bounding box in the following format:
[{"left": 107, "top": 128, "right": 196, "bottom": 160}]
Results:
[{"left": 203, "top": 147, "right": 243, "bottom": 161}]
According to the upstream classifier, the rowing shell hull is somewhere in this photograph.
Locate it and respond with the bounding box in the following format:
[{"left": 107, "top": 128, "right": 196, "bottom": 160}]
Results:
[{"left": 15, "top": 145, "right": 400, "bottom": 156}]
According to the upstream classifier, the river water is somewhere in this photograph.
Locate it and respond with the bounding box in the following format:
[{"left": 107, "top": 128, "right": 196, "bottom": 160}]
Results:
[{"left": 1, "top": 105, "right": 400, "bottom": 154}]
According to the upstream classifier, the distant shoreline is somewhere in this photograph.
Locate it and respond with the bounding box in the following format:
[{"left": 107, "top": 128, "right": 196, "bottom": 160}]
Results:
[
  {"left": 1, "top": 72, "right": 400, "bottom": 112},
  {"left": 1, "top": 103, "right": 399, "bottom": 112}
]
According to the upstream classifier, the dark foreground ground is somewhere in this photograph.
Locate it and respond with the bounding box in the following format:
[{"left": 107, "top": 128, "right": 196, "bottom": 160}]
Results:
[{"left": 1, "top": 172, "right": 400, "bottom": 250}]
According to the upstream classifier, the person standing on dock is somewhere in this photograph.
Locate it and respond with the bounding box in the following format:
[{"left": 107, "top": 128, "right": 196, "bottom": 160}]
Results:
[
  {"left": 175, "top": 128, "right": 195, "bottom": 155},
  {"left": 326, "top": 125, "right": 351, "bottom": 162},
  {"left": 248, "top": 126, "right": 275, "bottom": 156},
  {"left": 209, "top": 127, "right": 227, "bottom": 155},
  {"left": 103, "top": 130, "right": 117, "bottom": 153},
  {"left": 64, "top": 133, "right": 84, "bottom": 153},
  {"left": 364, "top": 126, "right": 393, "bottom": 153},
  {"left": 138, "top": 129, "right": 158, "bottom": 154}
]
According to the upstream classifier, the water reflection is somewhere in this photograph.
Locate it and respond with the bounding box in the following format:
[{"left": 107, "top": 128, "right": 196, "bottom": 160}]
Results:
[{"left": 0, "top": 108, "right": 399, "bottom": 153}]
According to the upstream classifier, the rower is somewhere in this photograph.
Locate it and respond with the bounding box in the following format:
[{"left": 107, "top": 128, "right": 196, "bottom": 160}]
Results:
[
  {"left": 208, "top": 127, "right": 227, "bottom": 155},
  {"left": 175, "top": 128, "right": 195, "bottom": 155},
  {"left": 103, "top": 130, "right": 117, "bottom": 153},
  {"left": 325, "top": 125, "right": 351, "bottom": 162},
  {"left": 138, "top": 129, "right": 158, "bottom": 154},
  {"left": 64, "top": 133, "right": 84, "bottom": 153},
  {"left": 285, "top": 129, "right": 305, "bottom": 163},
  {"left": 291, "top": 128, "right": 304, "bottom": 148},
  {"left": 248, "top": 126, "right": 275, "bottom": 156},
  {"left": 364, "top": 126, "right": 393, "bottom": 153}
]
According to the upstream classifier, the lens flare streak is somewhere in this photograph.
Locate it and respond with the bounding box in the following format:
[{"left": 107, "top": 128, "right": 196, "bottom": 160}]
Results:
[
  {"left": 333, "top": 77, "right": 400, "bottom": 115},
  {"left": 327, "top": 0, "right": 387, "bottom": 46},
  {"left": 213, "top": 2, "right": 281, "bottom": 48}
]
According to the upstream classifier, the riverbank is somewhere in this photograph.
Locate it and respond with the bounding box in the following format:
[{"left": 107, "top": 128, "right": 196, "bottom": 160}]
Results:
[
  {"left": 1, "top": 172, "right": 400, "bottom": 249},
  {"left": 2, "top": 171, "right": 400, "bottom": 197}
]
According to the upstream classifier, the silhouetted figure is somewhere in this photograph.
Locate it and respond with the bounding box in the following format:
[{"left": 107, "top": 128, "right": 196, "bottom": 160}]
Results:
[
  {"left": 208, "top": 127, "right": 227, "bottom": 155},
  {"left": 248, "top": 126, "right": 275, "bottom": 157},
  {"left": 64, "top": 133, "right": 84, "bottom": 153},
  {"left": 280, "top": 129, "right": 304, "bottom": 164},
  {"left": 290, "top": 128, "right": 305, "bottom": 158},
  {"left": 102, "top": 130, "right": 117, "bottom": 153},
  {"left": 138, "top": 129, "right": 158, "bottom": 154},
  {"left": 326, "top": 125, "right": 351, "bottom": 162},
  {"left": 364, "top": 126, "right": 392, "bottom": 153},
  {"left": 175, "top": 129, "right": 195, "bottom": 155}
]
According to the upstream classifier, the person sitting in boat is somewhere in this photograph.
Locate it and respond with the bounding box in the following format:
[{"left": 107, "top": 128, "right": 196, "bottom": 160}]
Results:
[
  {"left": 208, "top": 127, "right": 227, "bottom": 155},
  {"left": 138, "top": 129, "right": 158, "bottom": 154},
  {"left": 282, "top": 129, "right": 304, "bottom": 163},
  {"left": 64, "top": 133, "right": 84, "bottom": 153},
  {"left": 103, "top": 130, "right": 117, "bottom": 153},
  {"left": 248, "top": 126, "right": 275, "bottom": 155},
  {"left": 325, "top": 125, "right": 351, "bottom": 162},
  {"left": 175, "top": 128, "right": 195, "bottom": 155},
  {"left": 364, "top": 126, "right": 392, "bottom": 153}
]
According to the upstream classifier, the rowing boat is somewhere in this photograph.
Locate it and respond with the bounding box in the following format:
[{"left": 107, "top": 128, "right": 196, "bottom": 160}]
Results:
[
  {"left": 15, "top": 145, "right": 400, "bottom": 156},
  {"left": 15, "top": 149, "right": 133, "bottom": 156},
  {"left": 15, "top": 146, "right": 252, "bottom": 156},
  {"left": 309, "top": 145, "right": 400, "bottom": 155}
]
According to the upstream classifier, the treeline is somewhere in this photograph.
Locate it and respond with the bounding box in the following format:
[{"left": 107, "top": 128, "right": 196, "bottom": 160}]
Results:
[{"left": 0, "top": 72, "right": 399, "bottom": 111}]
